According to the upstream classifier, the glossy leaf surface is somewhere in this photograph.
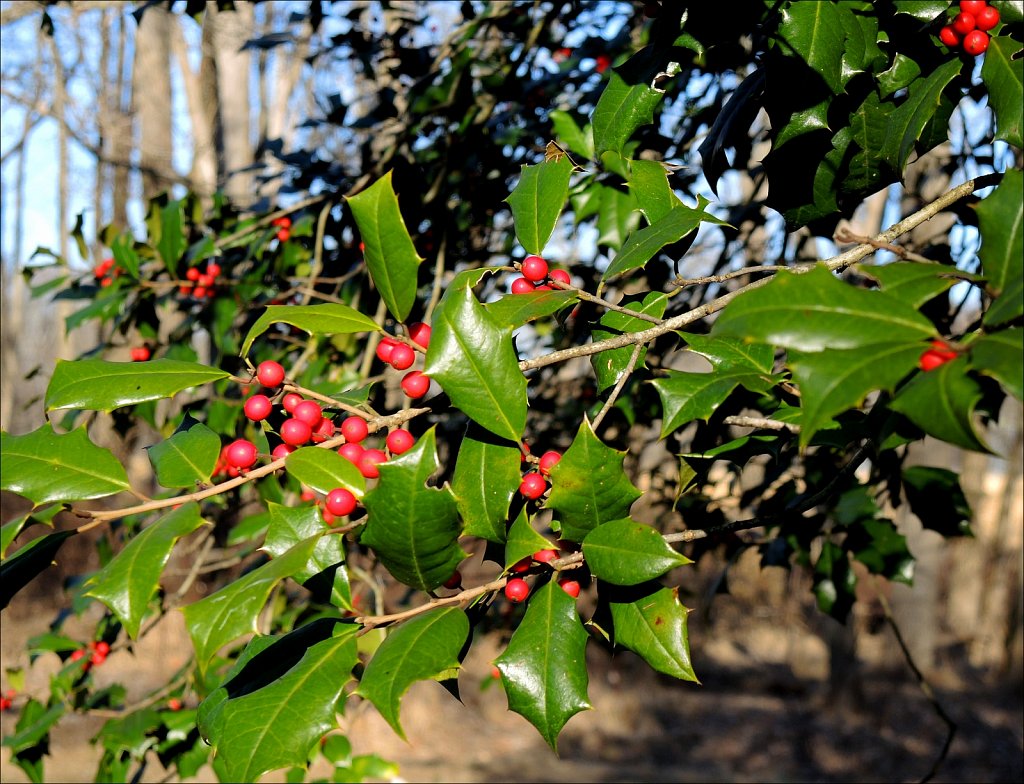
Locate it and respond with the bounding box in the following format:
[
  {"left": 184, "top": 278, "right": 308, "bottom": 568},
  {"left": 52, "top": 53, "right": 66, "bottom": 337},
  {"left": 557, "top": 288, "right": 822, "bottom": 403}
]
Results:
[
  {"left": 147, "top": 419, "right": 220, "bottom": 489},
  {"left": 582, "top": 519, "right": 691, "bottom": 585},
  {"left": 285, "top": 447, "right": 365, "bottom": 497},
  {"left": 891, "top": 360, "right": 990, "bottom": 453},
  {"left": 451, "top": 433, "right": 521, "bottom": 543},
  {"left": 241, "top": 304, "right": 380, "bottom": 357},
  {"left": 506, "top": 157, "right": 573, "bottom": 254},
  {"left": 608, "top": 585, "right": 697, "bottom": 681}
]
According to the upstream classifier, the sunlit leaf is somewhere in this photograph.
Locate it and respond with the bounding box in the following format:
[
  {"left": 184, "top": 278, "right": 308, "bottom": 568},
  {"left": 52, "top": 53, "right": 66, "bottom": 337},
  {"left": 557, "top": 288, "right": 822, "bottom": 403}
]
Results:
[{"left": 241, "top": 304, "right": 380, "bottom": 357}]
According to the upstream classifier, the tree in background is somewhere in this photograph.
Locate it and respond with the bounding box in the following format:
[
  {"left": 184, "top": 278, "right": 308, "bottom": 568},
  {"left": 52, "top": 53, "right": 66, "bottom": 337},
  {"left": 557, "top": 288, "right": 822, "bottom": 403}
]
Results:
[{"left": 1, "top": 1, "right": 1021, "bottom": 782}]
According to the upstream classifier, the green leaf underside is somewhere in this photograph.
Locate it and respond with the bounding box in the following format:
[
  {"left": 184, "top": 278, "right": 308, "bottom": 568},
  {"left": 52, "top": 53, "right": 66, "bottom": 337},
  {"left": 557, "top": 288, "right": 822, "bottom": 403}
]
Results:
[
  {"left": 970, "top": 328, "right": 1023, "bottom": 401},
  {"left": 45, "top": 359, "right": 229, "bottom": 412},
  {"left": 857, "top": 261, "right": 961, "bottom": 309},
  {"left": 1, "top": 425, "right": 131, "bottom": 505},
  {"left": 284, "top": 447, "right": 365, "bottom": 497},
  {"left": 204, "top": 630, "right": 358, "bottom": 783},
  {"left": 360, "top": 428, "right": 466, "bottom": 592},
  {"left": 609, "top": 586, "right": 698, "bottom": 681},
  {"left": 85, "top": 503, "right": 206, "bottom": 638},
  {"left": 357, "top": 607, "right": 469, "bottom": 739},
  {"left": 182, "top": 536, "right": 320, "bottom": 669},
  {"left": 712, "top": 265, "right": 935, "bottom": 351},
  {"left": 582, "top": 519, "right": 691, "bottom": 585},
  {"left": 346, "top": 171, "right": 424, "bottom": 322},
  {"left": 241, "top": 304, "right": 380, "bottom": 357},
  {"left": 981, "top": 37, "right": 1023, "bottom": 149},
  {"left": 901, "top": 466, "right": 973, "bottom": 538},
  {"left": 424, "top": 284, "right": 527, "bottom": 442},
  {"left": 484, "top": 289, "right": 578, "bottom": 328},
  {"left": 881, "top": 58, "right": 963, "bottom": 173},
  {"left": 495, "top": 581, "right": 590, "bottom": 750},
  {"left": 148, "top": 421, "right": 221, "bottom": 489},
  {"left": 545, "top": 418, "right": 641, "bottom": 542},
  {"left": 890, "top": 360, "right": 990, "bottom": 453},
  {"left": 264, "top": 503, "right": 347, "bottom": 591},
  {"left": 505, "top": 509, "right": 556, "bottom": 570},
  {"left": 506, "top": 157, "right": 573, "bottom": 254},
  {"left": 591, "top": 292, "right": 668, "bottom": 392},
  {"left": 451, "top": 434, "right": 521, "bottom": 543},
  {"left": 1, "top": 531, "right": 76, "bottom": 610}
]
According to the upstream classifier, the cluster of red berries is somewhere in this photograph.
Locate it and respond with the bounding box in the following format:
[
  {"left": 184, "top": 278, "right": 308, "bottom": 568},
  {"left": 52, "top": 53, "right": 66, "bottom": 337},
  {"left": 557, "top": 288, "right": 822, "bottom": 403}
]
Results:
[
  {"left": 509, "top": 255, "right": 571, "bottom": 294},
  {"left": 376, "top": 322, "right": 433, "bottom": 398},
  {"left": 180, "top": 260, "right": 223, "bottom": 300},
  {"left": 517, "top": 445, "right": 561, "bottom": 501},
  {"left": 918, "top": 339, "right": 959, "bottom": 371},
  {"left": 271, "top": 216, "right": 292, "bottom": 242},
  {"left": 130, "top": 346, "right": 151, "bottom": 362},
  {"left": 93, "top": 257, "right": 121, "bottom": 288},
  {"left": 504, "top": 547, "right": 582, "bottom": 604},
  {"left": 939, "top": 1, "right": 1000, "bottom": 55},
  {"left": 69, "top": 640, "right": 110, "bottom": 672},
  {"left": 0, "top": 690, "right": 15, "bottom": 711}
]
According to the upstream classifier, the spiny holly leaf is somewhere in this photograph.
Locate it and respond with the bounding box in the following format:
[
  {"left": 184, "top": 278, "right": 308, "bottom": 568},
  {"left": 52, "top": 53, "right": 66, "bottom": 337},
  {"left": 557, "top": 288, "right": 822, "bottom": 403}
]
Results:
[
  {"left": 607, "top": 585, "right": 697, "bottom": 681},
  {"left": 357, "top": 607, "right": 469, "bottom": 739},
  {"left": 698, "top": 69, "right": 766, "bottom": 196},
  {"left": 583, "top": 519, "right": 691, "bottom": 585},
  {"left": 857, "top": 261, "right": 964, "bottom": 309},
  {"left": 901, "top": 466, "right": 973, "bottom": 538},
  {"left": 602, "top": 196, "right": 723, "bottom": 281},
  {"left": 284, "top": 447, "right": 365, "bottom": 497},
  {"left": 147, "top": 418, "right": 220, "bottom": 489},
  {"left": 346, "top": 171, "right": 424, "bottom": 322},
  {"left": 550, "top": 110, "right": 593, "bottom": 160},
  {"left": 592, "top": 46, "right": 671, "bottom": 157},
  {"left": 495, "top": 580, "right": 590, "bottom": 751},
  {"left": 880, "top": 58, "right": 963, "bottom": 174},
  {"left": 545, "top": 418, "right": 641, "bottom": 542},
  {"left": 241, "top": 304, "right": 380, "bottom": 357},
  {"left": 813, "top": 540, "right": 857, "bottom": 622},
  {"left": 977, "top": 169, "right": 1023, "bottom": 327},
  {"left": 982, "top": 36, "right": 1023, "bottom": 149},
  {"left": 775, "top": 1, "right": 849, "bottom": 94},
  {"left": 506, "top": 157, "right": 573, "bottom": 255},
  {"left": 45, "top": 359, "right": 229, "bottom": 412},
  {"left": 504, "top": 508, "right": 557, "bottom": 570},
  {"left": 0, "top": 530, "right": 76, "bottom": 610},
  {"left": 156, "top": 199, "right": 184, "bottom": 269},
  {"left": 596, "top": 180, "right": 642, "bottom": 250},
  {"left": 182, "top": 536, "right": 319, "bottom": 669},
  {"left": 712, "top": 264, "right": 936, "bottom": 351},
  {"left": 970, "top": 328, "right": 1023, "bottom": 400},
  {"left": 846, "top": 518, "right": 914, "bottom": 585},
  {"left": 451, "top": 431, "right": 521, "bottom": 543},
  {"left": 202, "top": 627, "right": 358, "bottom": 783},
  {"left": 1, "top": 424, "right": 130, "bottom": 505},
  {"left": 264, "top": 504, "right": 348, "bottom": 607},
  {"left": 424, "top": 283, "right": 527, "bottom": 442},
  {"left": 484, "top": 289, "right": 578, "bottom": 329},
  {"left": 591, "top": 292, "right": 667, "bottom": 392},
  {"left": 788, "top": 342, "right": 924, "bottom": 447},
  {"left": 85, "top": 503, "right": 206, "bottom": 638},
  {"left": 891, "top": 359, "right": 990, "bottom": 453},
  {"left": 360, "top": 428, "right": 466, "bottom": 592}
]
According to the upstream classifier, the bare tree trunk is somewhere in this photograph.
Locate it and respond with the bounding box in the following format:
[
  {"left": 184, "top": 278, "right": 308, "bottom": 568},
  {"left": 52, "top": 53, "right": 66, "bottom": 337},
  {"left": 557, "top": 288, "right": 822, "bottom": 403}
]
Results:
[
  {"left": 111, "top": 10, "right": 131, "bottom": 228},
  {"left": 172, "top": 17, "right": 216, "bottom": 201},
  {"left": 133, "top": 4, "right": 174, "bottom": 201}
]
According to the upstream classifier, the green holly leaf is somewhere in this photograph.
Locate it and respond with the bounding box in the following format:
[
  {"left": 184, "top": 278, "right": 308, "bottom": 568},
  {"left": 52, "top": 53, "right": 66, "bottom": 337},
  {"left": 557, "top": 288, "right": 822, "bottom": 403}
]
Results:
[
  {"left": 582, "top": 519, "right": 691, "bottom": 585},
  {"left": 147, "top": 418, "right": 221, "bottom": 489},
  {"left": 182, "top": 536, "right": 320, "bottom": 669},
  {"left": 880, "top": 58, "right": 963, "bottom": 173},
  {"left": 424, "top": 284, "right": 527, "bottom": 442},
  {"left": 592, "top": 46, "right": 670, "bottom": 157},
  {"left": 891, "top": 359, "right": 990, "bottom": 453},
  {"left": 607, "top": 585, "right": 697, "bottom": 681},
  {"left": 495, "top": 580, "right": 590, "bottom": 750},
  {"left": 264, "top": 504, "right": 348, "bottom": 607},
  {"left": 357, "top": 607, "right": 469, "bottom": 739},
  {"left": 284, "top": 447, "right": 365, "bottom": 497},
  {"left": 506, "top": 157, "right": 573, "bottom": 254},
  {"left": 504, "top": 508, "right": 556, "bottom": 570},
  {"left": 591, "top": 292, "right": 667, "bottom": 392},
  {"left": 1, "top": 530, "right": 76, "bottom": 610},
  {"left": 346, "top": 171, "right": 424, "bottom": 322},
  {"left": 550, "top": 110, "right": 593, "bottom": 160},
  {"left": 545, "top": 418, "right": 641, "bottom": 542},
  {"left": 85, "top": 503, "right": 207, "bottom": 638},
  {"left": 857, "top": 261, "right": 963, "bottom": 308},
  {"left": 594, "top": 181, "right": 641, "bottom": 251},
  {"left": 241, "top": 304, "right": 380, "bottom": 357},
  {"left": 202, "top": 627, "right": 358, "bottom": 783},
  {"left": 1, "top": 424, "right": 131, "bottom": 505},
  {"left": 698, "top": 69, "right": 766, "bottom": 195},
  {"left": 788, "top": 342, "right": 923, "bottom": 447},
  {"left": 360, "top": 428, "right": 466, "bottom": 592},
  {"left": 45, "top": 359, "right": 229, "bottom": 412},
  {"left": 712, "top": 265, "right": 936, "bottom": 351},
  {"left": 901, "top": 466, "right": 973, "bottom": 538},
  {"left": 982, "top": 36, "right": 1023, "bottom": 149},
  {"left": 484, "top": 289, "right": 578, "bottom": 329},
  {"left": 846, "top": 518, "right": 914, "bottom": 585},
  {"left": 156, "top": 199, "right": 184, "bottom": 269},
  {"left": 878, "top": 53, "right": 921, "bottom": 99},
  {"left": 451, "top": 431, "right": 521, "bottom": 543},
  {"left": 776, "top": 1, "right": 849, "bottom": 94},
  {"left": 977, "top": 170, "right": 1024, "bottom": 327},
  {"left": 970, "top": 328, "right": 1023, "bottom": 400}
]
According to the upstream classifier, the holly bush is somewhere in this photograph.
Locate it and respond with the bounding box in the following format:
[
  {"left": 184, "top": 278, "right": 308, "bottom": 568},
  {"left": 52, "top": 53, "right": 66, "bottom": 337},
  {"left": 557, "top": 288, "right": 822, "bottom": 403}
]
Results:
[{"left": 2, "top": 1, "right": 1022, "bottom": 782}]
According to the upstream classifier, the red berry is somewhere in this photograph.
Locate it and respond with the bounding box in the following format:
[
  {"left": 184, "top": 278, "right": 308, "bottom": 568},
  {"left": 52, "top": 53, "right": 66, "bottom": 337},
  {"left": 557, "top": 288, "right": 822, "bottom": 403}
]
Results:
[
  {"left": 94, "top": 641, "right": 111, "bottom": 656},
  {"left": 975, "top": 5, "right": 999, "bottom": 30},
  {"left": 443, "top": 570, "right": 462, "bottom": 589},
  {"left": 953, "top": 11, "right": 976, "bottom": 35},
  {"left": 521, "top": 255, "right": 548, "bottom": 282},
  {"left": 0, "top": 697, "right": 12, "bottom": 711},
  {"left": 244, "top": 394, "right": 273, "bottom": 421},
  {"left": 311, "top": 416, "right": 335, "bottom": 443},
  {"left": 300, "top": 488, "right": 317, "bottom": 502},
  {"left": 130, "top": 346, "right": 151, "bottom": 362},
  {"left": 520, "top": 441, "right": 531, "bottom": 461},
  {"left": 167, "top": 698, "right": 183, "bottom": 711},
  {"left": 511, "top": 277, "right": 536, "bottom": 294},
  {"left": 206, "top": 262, "right": 222, "bottom": 277},
  {"left": 338, "top": 442, "right": 365, "bottom": 464},
  {"left": 178, "top": 285, "right": 191, "bottom": 296},
  {"left": 322, "top": 509, "right": 336, "bottom": 525},
  {"left": 538, "top": 450, "right": 561, "bottom": 476},
  {"left": 90, "top": 650, "right": 107, "bottom": 666},
  {"left": 193, "top": 285, "right": 208, "bottom": 298},
  {"left": 595, "top": 54, "right": 611, "bottom": 73},
  {"left": 408, "top": 322, "right": 432, "bottom": 348},
  {"left": 197, "top": 273, "right": 215, "bottom": 288},
  {"left": 535, "top": 284, "right": 553, "bottom": 291},
  {"left": 519, "top": 472, "right": 547, "bottom": 500},
  {"left": 325, "top": 488, "right": 357, "bottom": 517},
  {"left": 376, "top": 337, "right": 398, "bottom": 363},
  {"left": 293, "top": 399, "right": 323, "bottom": 426},
  {"left": 271, "top": 444, "right": 295, "bottom": 460},
  {"left": 358, "top": 449, "right": 388, "bottom": 478},
  {"left": 919, "top": 349, "right": 954, "bottom": 372},
  {"left": 185, "top": 267, "right": 201, "bottom": 281},
  {"left": 389, "top": 343, "right": 416, "bottom": 370},
  {"left": 401, "top": 371, "right": 430, "bottom": 398},
  {"left": 559, "top": 579, "right": 581, "bottom": 598},
  {"left": 282, "top": 392, "right": 303, "bottom": 413},
  {"left": 256, "top": 360, "right": 286, "bottom": 388},
  {"left": 94, "top": 258, "right": 114, "bottom": 278},
  {"left": 280, "top": 417, "right": 313, "bottom": 446},
  {"left": 386, "top": 428, "right": 415, "bottom": 455},
  {"left": 939, "top": 25, "right": 962, "bottom": 46},
  {"left": 549, "top": 268, "right": 571, "bottom": 285},
  {"left": 963, "top": 29, "right": 989, "bottom": 54},
  {"left": 276, "top": 227, "right": 291, "bottom": 242},
  {"left": 70, "top": 649, "right": 86, "bottom": 662},
  {"left": 226, "top": 439, "right": 259, "bottom": 469},
  {"left": 959, "top": 1, "right": 986, "bottom": 15},
  {"left": 533, "top": 548, "right": 559, "bottom": 564},
  {"left": 505, "top": 578, "right": 530, "bottom": 603},
  {"left": 271, "top": 216, "right": 292, "bottom": 228},
  {"left": 491, "top": 664, "right": 502, "bottom": 679},
  {"left": 341, "top": 416, "right": 369, "bottom": 443},
  {"left": 511, "top": 557, "right": 531, "bottom": 573}
]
